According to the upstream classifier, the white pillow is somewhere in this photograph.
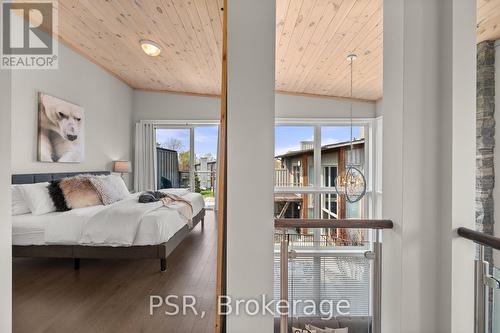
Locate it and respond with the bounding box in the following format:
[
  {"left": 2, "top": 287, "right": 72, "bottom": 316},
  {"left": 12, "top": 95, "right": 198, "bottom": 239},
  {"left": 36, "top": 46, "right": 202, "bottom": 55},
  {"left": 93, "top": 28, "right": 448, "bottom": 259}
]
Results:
[
  {"left": 19, "top": 182, "right": 56, "bottom": 215},
  {"left": 11, "top": 185, "right": 30, "bottom": 215},
  {"left": 326, "top": 328, "right": 348, "bottom": 333},
  {"left": 89, "top": 175, "right": 129, "bottom": 205}
]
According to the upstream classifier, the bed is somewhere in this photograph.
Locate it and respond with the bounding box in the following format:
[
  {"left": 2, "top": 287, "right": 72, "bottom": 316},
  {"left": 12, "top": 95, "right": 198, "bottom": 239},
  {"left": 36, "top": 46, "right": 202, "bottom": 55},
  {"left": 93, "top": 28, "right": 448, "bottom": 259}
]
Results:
[{"left": 12, "top": 171, "right": 206, "bottom": 272}]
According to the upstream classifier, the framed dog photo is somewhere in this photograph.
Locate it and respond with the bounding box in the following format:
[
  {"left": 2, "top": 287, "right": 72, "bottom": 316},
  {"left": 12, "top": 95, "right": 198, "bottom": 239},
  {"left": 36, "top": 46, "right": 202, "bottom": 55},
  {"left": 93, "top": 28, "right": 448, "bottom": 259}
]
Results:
[{"left": 38, "top": 93, "right": 85, "bottom": 163}]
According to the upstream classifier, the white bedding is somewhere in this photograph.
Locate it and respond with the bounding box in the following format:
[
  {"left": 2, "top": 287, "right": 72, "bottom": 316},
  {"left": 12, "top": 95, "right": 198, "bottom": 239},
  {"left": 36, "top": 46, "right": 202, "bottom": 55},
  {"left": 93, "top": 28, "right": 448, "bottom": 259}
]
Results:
[{"left": 12, "top": 190, "right": 205, "bottom": 247}]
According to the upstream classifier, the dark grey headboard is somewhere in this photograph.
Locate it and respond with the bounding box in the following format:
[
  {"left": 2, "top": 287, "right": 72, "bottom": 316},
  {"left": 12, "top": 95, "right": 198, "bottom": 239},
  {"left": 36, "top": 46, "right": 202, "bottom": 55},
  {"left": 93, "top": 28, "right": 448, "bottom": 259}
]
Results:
[{"left": 12, "top": 171, "right": 110, "bottom": 184}]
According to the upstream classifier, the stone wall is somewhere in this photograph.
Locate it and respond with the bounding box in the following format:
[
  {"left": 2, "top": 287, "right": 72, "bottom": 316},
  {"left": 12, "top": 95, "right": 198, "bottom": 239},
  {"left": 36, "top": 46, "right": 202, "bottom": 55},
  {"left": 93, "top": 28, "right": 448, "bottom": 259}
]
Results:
[
  {"left": 477, "top": 41, "right": 496, "bottom": 264},
  {"left": 477, "top": 40, "right": 496, "bottom": 333}
]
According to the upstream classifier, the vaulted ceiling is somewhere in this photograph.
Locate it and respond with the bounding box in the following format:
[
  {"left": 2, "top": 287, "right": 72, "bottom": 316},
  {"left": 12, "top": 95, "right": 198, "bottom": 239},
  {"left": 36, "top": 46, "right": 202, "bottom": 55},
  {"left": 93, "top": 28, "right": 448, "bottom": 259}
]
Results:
[{"left": 50, "top": 0, "right": 500, "bottom": 101}]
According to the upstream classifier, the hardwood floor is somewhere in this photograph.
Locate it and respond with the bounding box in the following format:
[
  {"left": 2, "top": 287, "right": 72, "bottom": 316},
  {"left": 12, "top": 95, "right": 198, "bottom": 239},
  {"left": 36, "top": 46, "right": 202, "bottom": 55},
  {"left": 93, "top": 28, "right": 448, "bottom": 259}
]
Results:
[{"left": 13, "top": 211, "right": 216, "bottom": 333}]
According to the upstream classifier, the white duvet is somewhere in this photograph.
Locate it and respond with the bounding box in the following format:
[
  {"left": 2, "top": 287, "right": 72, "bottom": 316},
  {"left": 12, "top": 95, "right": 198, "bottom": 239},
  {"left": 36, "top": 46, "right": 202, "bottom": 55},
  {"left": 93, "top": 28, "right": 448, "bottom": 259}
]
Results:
[{"left": 12, "top": 190, "right": 205, "bottom": 247}]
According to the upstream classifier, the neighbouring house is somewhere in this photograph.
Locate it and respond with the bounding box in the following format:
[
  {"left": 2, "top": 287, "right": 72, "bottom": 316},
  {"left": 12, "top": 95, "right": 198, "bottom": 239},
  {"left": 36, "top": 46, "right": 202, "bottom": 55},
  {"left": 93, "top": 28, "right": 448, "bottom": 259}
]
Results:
[
  {"left": 194, "top": 157, "right": 217, "bottom": 190},
  {"left": 275, "top": 138, "right": 365, "bottom": 245}
]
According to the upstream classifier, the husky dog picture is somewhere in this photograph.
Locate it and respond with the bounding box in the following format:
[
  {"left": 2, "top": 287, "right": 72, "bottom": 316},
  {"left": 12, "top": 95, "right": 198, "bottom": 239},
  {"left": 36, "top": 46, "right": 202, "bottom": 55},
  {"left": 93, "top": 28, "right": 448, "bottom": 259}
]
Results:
[{"left": 38, "top": 93, "right": 85, "bottom": 163}]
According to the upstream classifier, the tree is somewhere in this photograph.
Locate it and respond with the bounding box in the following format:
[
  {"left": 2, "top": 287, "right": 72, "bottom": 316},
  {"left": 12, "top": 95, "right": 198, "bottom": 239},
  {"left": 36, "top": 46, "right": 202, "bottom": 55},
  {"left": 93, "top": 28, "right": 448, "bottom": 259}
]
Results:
[
  {"left": 202, "top": 152, "right": 215, "bottom": 162},
  {"left": 194, "top": 174, "right": 201, "bottom": 193},
  {"left": 162, "top": 138, "right": 184, "bottom": 152},
  {"left": 178, "top": 151, "right": 190, "bottom": 171}
]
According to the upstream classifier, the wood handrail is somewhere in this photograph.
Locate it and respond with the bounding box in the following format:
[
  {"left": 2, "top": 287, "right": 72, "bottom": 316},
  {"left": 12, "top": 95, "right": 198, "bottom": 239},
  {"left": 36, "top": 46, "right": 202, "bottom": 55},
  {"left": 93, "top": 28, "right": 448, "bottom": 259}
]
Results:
[
  {"left": 457, "top": 227, "right": 500, "bottom": 251},
  {"left": 275, "top": 218, "right": 394, "bottom": 229}
]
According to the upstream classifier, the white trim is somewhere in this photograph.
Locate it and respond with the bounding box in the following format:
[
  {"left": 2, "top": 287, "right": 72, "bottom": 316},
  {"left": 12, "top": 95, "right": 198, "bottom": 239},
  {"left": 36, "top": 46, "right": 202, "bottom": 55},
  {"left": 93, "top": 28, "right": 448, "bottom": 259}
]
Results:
[
  {"left": 189, "top": 128, "right": 195, "bottom": 191},
  {"left": 141, "top": 119, "right": 219, "bottom": 126},
  {"left": 276, "top": 117, "right": 376, "bottom": 126},
  {"left": 313, "top": 126, "right": 322, "bottom": 221}
]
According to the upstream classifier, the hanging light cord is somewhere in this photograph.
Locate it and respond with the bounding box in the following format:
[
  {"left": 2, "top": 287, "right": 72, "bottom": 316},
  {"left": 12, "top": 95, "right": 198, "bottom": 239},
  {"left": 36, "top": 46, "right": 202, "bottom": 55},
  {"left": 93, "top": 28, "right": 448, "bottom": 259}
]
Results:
[{"left": 349, "top": 55, "right": 354, "bottom": 151}]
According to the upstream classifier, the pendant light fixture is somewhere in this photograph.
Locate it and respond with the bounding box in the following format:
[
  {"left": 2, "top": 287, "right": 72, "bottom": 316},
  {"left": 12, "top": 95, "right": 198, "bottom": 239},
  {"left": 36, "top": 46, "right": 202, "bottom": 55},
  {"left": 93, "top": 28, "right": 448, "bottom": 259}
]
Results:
[{"left": 334, "top": 53, "right": 367, "bottom": 203}]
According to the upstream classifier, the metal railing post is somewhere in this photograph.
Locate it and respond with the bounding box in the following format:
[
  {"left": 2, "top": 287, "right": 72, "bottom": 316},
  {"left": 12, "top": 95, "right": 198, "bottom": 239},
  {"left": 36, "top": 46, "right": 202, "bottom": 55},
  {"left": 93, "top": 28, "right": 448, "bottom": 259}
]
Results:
[
  {"left": 475, "top": 245, "right": 488, "bottom": 333},
  {"left": 373, "top": 230, "right": 382, "bottom": 333},
  {"left": 280, "top": 228, "right": 289, "bottom": 333}
]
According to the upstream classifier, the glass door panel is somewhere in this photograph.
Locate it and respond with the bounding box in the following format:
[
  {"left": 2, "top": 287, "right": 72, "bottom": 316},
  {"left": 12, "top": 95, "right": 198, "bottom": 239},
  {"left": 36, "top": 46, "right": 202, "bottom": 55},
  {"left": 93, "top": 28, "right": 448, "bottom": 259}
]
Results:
[
  {"left": 156, "top": 128, "right": 191, "bottom": 190},
  {"left": 194, "top": 126, "right": 219, "bottom": 209}
]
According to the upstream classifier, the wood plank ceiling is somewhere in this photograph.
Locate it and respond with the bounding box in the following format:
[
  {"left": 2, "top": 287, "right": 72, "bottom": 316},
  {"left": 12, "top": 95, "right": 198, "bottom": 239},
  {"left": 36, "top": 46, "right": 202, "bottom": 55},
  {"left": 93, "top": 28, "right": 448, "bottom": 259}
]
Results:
[
  {"left": 51, "top": 0, "right": 499, "bottom": 100},
  {"left": 477, "top": 0, "right": 500, "bottom": 44},
  {"left": 57, "top": 0, "right": 224, "bottom": 95},
  {"left": 276, "top": 0, "right": 383, "bottom": 100}
]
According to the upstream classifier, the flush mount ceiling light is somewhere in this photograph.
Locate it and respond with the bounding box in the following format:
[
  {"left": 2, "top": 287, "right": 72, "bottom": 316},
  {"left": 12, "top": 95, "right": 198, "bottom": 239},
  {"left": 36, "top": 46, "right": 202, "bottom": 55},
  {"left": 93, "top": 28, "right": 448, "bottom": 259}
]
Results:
[
  {"left": 335, "top": 53, "right": 367, "bottom": 203},
  {"left": 140, "top": 39, "right": 162, "bottom": 57}
]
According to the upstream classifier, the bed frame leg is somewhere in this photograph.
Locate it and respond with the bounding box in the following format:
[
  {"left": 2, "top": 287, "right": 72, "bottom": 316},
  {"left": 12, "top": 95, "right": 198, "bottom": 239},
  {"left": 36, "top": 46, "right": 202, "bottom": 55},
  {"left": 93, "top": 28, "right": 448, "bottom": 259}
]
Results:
[
  {"left": 201, "top": 218, "right": 205, "bottom": 230},
  {"left": 160, "top": 258, "right": 167, "bottom": 272},
  {"left": 74, "top": 258, "right": 80, "bottom": 271}
]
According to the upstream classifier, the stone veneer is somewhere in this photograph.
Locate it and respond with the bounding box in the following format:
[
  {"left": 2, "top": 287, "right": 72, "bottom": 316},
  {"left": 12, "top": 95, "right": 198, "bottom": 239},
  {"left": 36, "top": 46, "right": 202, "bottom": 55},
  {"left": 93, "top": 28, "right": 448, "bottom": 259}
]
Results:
[
  {"left": 477, "top": 41, "right": 495, "bottom": 262},
  {"left": 477, "top": 40, "right": 495, "bottom": 333}
]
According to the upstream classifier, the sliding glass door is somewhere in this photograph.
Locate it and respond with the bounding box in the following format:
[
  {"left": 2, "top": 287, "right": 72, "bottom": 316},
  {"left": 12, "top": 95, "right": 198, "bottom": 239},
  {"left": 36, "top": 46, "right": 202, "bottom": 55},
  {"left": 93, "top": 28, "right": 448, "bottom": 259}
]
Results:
[{"left": 155, "top": 124, "right": 219, "bottom": 209}]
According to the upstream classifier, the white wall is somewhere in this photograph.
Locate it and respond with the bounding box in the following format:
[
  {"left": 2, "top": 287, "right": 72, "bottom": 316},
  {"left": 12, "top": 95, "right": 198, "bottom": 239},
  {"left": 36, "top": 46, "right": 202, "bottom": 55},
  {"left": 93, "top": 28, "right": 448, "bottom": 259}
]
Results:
[
  {"left": 133, "top": 90, "right": 375, "bottom": 122},
  {"left": 382, "top": 0, "right": 475, "bottom": 332},
  {"left": 375, "top": 99, "right": 383, "bottom": 117},
  {"left": 11, "top": 43, "right": 134, "bottom": 186},
  {"left": 226, "top": 0, "right": 275, "bottom": 331},
  {"left": 276, "top": 92, "right": 376, "bottom": 119},
  {"left": 0, "top": 69, "right": 12, "bottom": 333},
  {"left": 132, "top": 90, "right": 220, "bottom": 122}
]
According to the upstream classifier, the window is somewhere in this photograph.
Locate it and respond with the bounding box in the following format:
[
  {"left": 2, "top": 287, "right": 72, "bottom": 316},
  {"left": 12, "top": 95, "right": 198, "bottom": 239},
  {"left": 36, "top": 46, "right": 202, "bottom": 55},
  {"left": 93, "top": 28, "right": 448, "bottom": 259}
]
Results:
[
  {"left": 156, "top": 128, "right": 191, "bottom": 190},
  {"left": 322, "top": 166, "right": 337, "bottom": 219},
  {"left": 275, "top": 126, "right": 314, "bottom": 188},
  {"left": 292, "top": 164, "right": 301, "bottom": 186},
  {"left": 194, "top": 126, "right": 218, "bottom": 209},
  {"left": 274, "top": 254, "right": 370, "bottom": 317},
  {"left": 274, "top": 121, "right": 375, "bottom": 320},
  {"left": 274, "top": 124, "right": 368, "bottom": 224}
]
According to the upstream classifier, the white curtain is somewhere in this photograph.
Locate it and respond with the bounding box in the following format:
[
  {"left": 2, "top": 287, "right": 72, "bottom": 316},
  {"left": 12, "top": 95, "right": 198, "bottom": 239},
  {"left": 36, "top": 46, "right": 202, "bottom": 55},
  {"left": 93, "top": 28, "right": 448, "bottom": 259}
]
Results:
[{"left": 134, "top": 122, "right": 157, "bottom": 192}]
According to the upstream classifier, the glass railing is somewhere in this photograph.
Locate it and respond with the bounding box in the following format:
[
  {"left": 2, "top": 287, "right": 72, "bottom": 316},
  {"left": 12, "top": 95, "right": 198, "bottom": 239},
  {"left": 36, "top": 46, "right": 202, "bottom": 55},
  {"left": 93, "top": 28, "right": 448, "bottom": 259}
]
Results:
[
  {"left": 275, "top": 218, "right": 392, "bottom": 333},
  {"left": 492, "top": 267, "right": 500, "bottom": 332}
]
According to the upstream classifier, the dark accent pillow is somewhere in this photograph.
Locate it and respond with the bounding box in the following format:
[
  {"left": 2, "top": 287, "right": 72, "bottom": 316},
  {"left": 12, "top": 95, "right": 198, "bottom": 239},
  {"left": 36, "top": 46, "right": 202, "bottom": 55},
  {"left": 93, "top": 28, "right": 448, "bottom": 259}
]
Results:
[
  {"left": 48, "top": 180, "right": 70, "bottom": 212},
  {"left": 138, "top": 191, "right": 167, "bottom": 203},
  {"left": 161, "top": 177, "right": 172, "bottom": 189}
]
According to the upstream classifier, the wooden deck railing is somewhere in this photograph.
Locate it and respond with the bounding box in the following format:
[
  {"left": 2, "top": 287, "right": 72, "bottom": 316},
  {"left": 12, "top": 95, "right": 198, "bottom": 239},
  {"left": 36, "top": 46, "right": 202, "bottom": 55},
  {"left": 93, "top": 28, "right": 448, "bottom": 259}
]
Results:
[{"left": 275, "top": 218, "right": 394, "bottom": 229}]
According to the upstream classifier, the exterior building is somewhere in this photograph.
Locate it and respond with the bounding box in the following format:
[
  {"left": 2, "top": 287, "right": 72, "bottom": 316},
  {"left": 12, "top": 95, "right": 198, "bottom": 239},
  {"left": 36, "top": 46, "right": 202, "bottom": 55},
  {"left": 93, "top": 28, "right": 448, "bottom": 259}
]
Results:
[
  {"left": 157, "top": 147, "right": 217, "bottom": 191},
  {"left": 275, "top": 139, "right": 365, "bottom": 246},
  {"left": 275, "top": 138, "right": 365, "bottom": 219},
  {"left": 194, "top": 157, "right": 217, "bottom": 190}
]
